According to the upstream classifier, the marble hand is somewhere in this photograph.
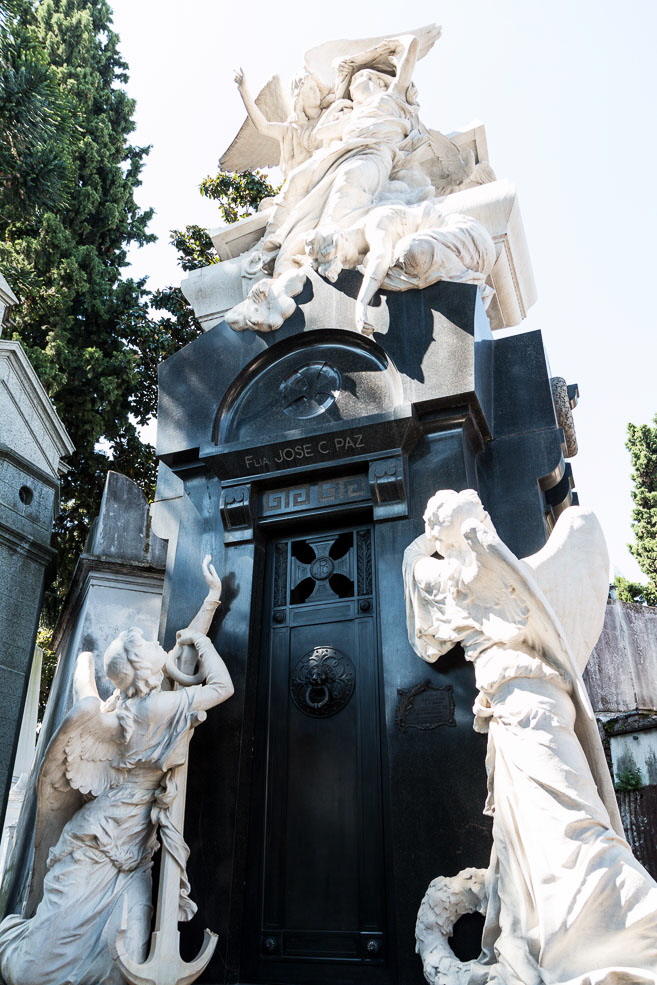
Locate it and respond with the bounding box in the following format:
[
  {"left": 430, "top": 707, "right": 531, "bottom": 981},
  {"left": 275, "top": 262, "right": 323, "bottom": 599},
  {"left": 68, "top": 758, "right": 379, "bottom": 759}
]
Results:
[{"left": 201, "top": 554, "right": 222, "bottom": 601}]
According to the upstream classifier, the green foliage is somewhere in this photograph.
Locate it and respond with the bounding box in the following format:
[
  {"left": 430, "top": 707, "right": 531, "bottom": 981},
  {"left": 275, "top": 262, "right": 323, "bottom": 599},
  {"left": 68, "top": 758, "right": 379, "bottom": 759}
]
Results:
[
  {"left": 35, "top": 624, "right": 56, "bottom": 721},
  {"left": 614, "top": 749, "right": 645, "bottom": 791},
  {"left": 0, "top": 4, "right": 72, "bottom": 222},
  {"left": 615, "top": 416, "right": 657, "bottom": 606},
  {"left": 168, "top": 170, "right": 278, "bottom": 273},
  {"left": 614, "top": 576, "right": 657, "bottom": 607},
  {"left": 0, "top": 0, "right": 165, "bottom": 617},
  {"left": 200, "top": 169, "right": 277, "bottom": 223},
  {"left": 169, "top": 223, "right": 218, "bottom": 272}
]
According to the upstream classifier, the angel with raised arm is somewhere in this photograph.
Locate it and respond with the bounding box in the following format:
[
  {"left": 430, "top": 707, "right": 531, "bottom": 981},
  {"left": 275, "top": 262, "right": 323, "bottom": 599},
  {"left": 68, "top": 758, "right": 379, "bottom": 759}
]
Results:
[
  {"left": 0, "top": 556, "right": 233, "bottom": 985},
  {"left": 404, "top": 490, "right": 657, "bottom": 985},
  {"left": 232, "top": 68, "right": 331, "bottom": 179}
]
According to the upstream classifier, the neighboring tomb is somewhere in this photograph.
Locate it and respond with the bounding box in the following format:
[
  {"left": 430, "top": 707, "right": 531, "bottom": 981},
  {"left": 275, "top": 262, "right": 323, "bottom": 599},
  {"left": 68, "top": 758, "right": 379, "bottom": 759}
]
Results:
[
  {"left": 0, "top": 472, "right": 167, "bottom": 917},
  {"left": 0, "top": 295, "right": 74, "bottom": 829}
]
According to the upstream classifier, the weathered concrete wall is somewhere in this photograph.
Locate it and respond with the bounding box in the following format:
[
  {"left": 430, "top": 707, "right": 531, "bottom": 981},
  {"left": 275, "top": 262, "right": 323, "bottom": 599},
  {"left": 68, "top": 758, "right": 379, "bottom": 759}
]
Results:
[
  {"left": 584, "top": 600, "right": 657, "bottom": 877},
  {"left": 585, "top": 601, "right": 657, "bottom": 714}
]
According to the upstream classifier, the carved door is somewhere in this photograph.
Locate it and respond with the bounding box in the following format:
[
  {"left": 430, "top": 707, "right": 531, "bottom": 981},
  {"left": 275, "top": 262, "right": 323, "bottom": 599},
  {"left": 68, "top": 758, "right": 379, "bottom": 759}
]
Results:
[{"left": 244, "top": 524, "right": 390, "bottom": 985}]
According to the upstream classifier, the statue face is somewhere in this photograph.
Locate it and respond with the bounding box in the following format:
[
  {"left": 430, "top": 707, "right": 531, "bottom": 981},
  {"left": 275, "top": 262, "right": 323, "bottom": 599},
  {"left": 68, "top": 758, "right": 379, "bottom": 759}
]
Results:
[
  {"left": 107, "top": 655, "right": 135, "bottom": 692},
  {"left": 295, "top": 77, "right": 321, "bottom": 118},
  {"left": 141, "top": 639, "right": 167, "bottom": 676},
  {"left": 349, "top": 70, "right": 387, "bottom": 104},
  {"left": 226, "top": 285, "right": 294, "bottom": 333},
  {"left": 423, "top": 491, "right": 486, "bottom": 554}
]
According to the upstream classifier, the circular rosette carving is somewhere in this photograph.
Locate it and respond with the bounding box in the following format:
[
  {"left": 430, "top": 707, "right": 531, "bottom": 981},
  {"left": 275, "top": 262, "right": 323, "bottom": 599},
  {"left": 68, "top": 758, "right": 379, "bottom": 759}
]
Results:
[
  {"left": 290, "top": 646, "right": 355, "bottom": 718},
  {"left": 280, "top": 362, "right": 341, "bottom": 419}
]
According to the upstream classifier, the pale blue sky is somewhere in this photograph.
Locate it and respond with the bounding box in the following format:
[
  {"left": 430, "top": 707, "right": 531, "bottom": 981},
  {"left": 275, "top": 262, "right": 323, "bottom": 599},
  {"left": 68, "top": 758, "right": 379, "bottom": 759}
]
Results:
[{"left": 110, "top": 0, "right": 657, "bottom": 581}]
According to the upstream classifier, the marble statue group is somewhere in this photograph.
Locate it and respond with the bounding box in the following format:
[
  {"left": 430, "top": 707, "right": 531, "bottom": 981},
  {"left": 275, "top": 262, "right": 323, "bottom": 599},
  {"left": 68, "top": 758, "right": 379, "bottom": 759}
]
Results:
[
  {"left": 222, "top": 25, "right": 496, "bottom": 334},
  {"left": 405, "top": 490, "right": 657, "bottom": 985}
]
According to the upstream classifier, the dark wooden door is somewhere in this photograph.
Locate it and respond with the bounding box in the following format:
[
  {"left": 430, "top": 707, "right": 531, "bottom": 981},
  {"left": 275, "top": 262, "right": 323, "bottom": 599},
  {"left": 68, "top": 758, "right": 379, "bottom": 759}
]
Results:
[{"left": 243, "top": 525, "right": 390, "bottom": 985}]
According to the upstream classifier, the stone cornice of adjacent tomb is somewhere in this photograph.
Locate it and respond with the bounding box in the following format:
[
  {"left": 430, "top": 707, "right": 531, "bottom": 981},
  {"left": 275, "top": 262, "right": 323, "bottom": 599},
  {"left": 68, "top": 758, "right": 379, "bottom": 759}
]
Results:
[
  {"left": 0, "top": 341, "right": 75, "bottom": 477},
  {"left": 52, "top": 554, "right": 165, "bottom": 652},
  {"left": 0, "top": 519, "right": 56, "bottom": 566}
]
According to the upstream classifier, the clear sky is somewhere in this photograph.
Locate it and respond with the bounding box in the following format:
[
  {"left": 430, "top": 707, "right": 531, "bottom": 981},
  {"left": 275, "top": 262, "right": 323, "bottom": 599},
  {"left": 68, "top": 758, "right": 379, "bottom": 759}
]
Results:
[{"left": 109, "top": 0, "right": 657, "bottom": 581}]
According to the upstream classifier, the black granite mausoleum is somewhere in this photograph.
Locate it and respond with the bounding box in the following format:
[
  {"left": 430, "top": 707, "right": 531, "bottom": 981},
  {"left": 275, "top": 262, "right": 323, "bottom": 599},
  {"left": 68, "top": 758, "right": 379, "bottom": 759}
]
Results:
[{"left": 156, "top": 271, "right": 575, "bottom": 985}]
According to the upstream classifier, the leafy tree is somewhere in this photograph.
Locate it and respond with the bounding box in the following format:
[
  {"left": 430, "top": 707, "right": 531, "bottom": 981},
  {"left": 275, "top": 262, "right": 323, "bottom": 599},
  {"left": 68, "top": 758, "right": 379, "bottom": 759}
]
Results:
[
  {"left": 615, "top": 416, "right": 657, "bottom": 606},
  {"left": 0, "top": 0, "right": 169, "bottom": 616},
  {"left": 154, "top": 168, "right": 277, "bottom": 347},
  {"left": 168, "top": 169, "right": 277, "bottom": 272}
]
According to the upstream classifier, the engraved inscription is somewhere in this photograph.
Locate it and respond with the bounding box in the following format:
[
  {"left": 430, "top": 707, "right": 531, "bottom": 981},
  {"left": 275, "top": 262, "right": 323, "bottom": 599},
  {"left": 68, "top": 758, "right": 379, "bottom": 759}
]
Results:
[
  {"left": 243, "top": 432, "right": 365, "bottom": 472},
  {"left": 396, "top": 680, "right": 456, "bottom": 731}
]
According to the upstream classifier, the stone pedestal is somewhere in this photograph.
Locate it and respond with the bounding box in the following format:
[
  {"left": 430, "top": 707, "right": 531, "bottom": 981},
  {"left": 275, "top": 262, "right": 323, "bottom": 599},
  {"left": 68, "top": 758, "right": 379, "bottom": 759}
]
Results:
[
  {"left": 154, "top": 272, "right": 575, "bottom": 985},
  {"left": 0, "top": 340, "right": 73, "bottom": 829}
]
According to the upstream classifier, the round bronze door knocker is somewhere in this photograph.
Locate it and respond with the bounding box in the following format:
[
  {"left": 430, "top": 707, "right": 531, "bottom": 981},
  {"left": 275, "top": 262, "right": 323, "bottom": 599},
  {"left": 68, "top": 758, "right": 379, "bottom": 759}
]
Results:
[{"left": 290, "top": 646, "right": 355, "bottom": 718}]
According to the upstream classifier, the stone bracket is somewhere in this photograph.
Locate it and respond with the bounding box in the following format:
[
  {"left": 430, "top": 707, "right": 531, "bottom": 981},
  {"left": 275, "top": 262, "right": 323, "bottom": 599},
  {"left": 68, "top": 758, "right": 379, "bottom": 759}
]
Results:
[
  {"left": 220, "top": 483, "right": 253, "bottom": 543},
  {"left": 368, "top": 455, "right": 408, "bottom": 521},
  {"left": 540, "top": 461, "right": 577, "bottom": 528}
]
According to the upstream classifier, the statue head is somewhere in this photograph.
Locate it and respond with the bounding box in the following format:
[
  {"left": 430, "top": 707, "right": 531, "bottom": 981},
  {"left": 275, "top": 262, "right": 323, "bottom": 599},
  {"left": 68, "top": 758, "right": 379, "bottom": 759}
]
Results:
[
  {"left": 225, "top": 279, "right": 296, "bottom": 333},
  {"left": 349, "top": 69, "right": 389, "bottom": 103},
  {"left": 104, "top": 627, "right": 166, "bottom": 697},
  {"left": 423, "top": 489, "right": 490, "bottom": 555},
  {"left": 291, "top": 73, "right": 324, "bottom": 121}
]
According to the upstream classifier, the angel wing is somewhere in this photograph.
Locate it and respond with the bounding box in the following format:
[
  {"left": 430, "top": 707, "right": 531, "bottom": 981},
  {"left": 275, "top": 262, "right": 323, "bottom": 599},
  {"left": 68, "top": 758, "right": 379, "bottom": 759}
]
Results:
[
  {"left": 520, "top": 508, "right": 609, "bottom": 675},
  {"left": 24, "top": 654, "right": 125, "bottom": 916},
  {"left": 483, "top": 510, "right": 621, "bottom": 836},
  {"left": 219, "top": 74, "right": 290, "bottom": 173}
]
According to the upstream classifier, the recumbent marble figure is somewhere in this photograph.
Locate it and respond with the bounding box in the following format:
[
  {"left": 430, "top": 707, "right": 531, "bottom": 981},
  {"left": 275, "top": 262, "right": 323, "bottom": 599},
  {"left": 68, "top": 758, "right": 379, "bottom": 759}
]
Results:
[
  {"left": 0, "top": 557, "right": 233, "bottom": 985},
  {"left": 405, "top": 490, "right": 657, "bottom": 985}
]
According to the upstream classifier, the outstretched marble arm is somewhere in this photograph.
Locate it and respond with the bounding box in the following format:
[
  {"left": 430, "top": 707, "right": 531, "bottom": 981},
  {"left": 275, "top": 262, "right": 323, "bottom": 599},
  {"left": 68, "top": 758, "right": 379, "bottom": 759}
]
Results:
[
  {"left": 334, "top": 33, "right": 421, "bottom": 100},
  {"left": 234, "top": 68, "right": 286, "bottom": 143},
  {"left": 165, "top": 555, "right": 224, "bottom": 685}
]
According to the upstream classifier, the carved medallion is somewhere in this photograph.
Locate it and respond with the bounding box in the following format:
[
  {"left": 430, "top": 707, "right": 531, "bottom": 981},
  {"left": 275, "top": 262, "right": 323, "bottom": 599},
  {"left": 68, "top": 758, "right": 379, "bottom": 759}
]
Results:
[
  {"left": 280, "top": 362, "right": 341, "bottom": 419},
  {"left": 290, "top": 646, "right": 355, "bottom": 718},
  {"left": 310, "top": 555, "right": 335, "bottom": 580}
]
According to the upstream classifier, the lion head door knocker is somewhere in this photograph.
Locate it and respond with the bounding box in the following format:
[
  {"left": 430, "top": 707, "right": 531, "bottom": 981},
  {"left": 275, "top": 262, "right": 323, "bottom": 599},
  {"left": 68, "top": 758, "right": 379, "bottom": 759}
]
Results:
[{"left": 290, "top": 646, "right": 355, "bottom": 718}]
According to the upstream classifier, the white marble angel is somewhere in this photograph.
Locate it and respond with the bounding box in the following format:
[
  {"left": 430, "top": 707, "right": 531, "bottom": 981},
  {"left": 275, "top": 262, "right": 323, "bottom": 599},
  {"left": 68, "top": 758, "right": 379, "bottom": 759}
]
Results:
[
  {"left": 404, "top": 490, "right": 657, "bottom": 985},
  {"left": 0, "top": 556, "right": 234, "bottom": 985}
]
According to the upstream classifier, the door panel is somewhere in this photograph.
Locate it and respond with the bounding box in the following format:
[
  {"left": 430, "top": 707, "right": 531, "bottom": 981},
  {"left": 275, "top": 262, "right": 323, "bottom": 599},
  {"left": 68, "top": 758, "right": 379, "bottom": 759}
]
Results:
[{"left": 244, "top": 526, "right": 389, "bottom": 985}]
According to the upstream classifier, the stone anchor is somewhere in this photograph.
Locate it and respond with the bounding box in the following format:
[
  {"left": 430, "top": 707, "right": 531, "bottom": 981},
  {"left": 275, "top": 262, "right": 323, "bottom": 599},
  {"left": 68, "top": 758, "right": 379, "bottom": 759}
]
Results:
[{"left": 112, "top": 640, "right": 218, "bottom": 985}]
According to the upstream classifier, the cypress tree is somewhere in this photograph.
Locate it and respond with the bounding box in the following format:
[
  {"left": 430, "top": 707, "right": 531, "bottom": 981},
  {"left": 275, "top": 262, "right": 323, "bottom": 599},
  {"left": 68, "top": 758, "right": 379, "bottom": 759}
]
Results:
[
  {"left": 0, "top": 0, "right": 161, "bottom": 609},
  {"left": 616, "top": 416, "right": 657, "bottom": 606}
]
